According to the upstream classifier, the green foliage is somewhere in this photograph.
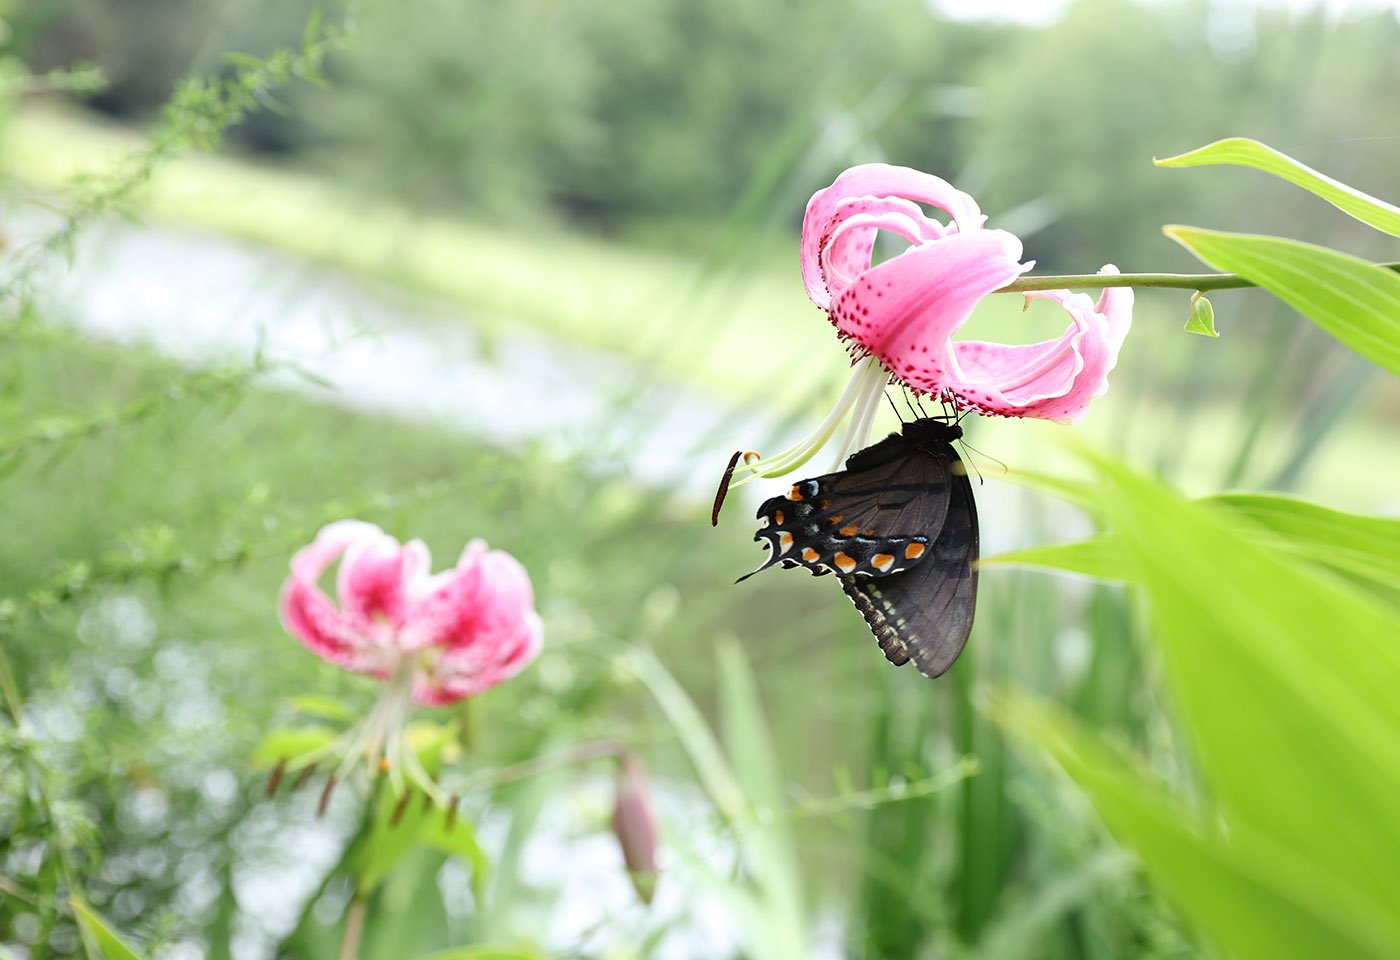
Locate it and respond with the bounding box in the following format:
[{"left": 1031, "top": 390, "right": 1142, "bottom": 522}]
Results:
[
  {"left": 990, "top": 451, "right": 1400, "bottom": 959},
  {"left": 1166, "top": 227, "right": 1400, "bottom": 375},
  {"left": 19, "top": 0, "right": 1400, "bottom": 271},
  {"left": 1158, "top": 137, "right": 1400, "bottom": 238}
]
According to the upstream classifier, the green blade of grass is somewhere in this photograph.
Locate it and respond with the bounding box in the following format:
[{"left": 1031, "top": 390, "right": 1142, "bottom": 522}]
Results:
[
  {"left": 69, "top": 898, "right": 146, "bottom": 960},
  {"left": 990, "top": 693, "right": 1400, "bottom": 960}
]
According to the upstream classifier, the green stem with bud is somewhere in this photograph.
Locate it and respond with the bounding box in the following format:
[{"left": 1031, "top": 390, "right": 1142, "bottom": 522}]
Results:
[{"left": 997, "top": 262, "right": 1400, "bottom": 293}]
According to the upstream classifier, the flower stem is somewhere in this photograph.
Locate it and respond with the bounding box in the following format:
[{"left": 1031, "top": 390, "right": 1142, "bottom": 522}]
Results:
[
  {"left": 997, "top": 262, "right": 1400, "bottom": 293},
  {"left": 337, "top": 893, "right": 368, "bottom": 960}
]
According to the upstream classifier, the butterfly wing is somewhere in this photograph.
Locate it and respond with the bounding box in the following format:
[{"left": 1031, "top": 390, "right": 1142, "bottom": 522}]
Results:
[
  {"left": 739, "top": 429, "right": 953, "bottom": 582},
  {"left": 840, "top": 452, "right": 979, "bottom": 677}
]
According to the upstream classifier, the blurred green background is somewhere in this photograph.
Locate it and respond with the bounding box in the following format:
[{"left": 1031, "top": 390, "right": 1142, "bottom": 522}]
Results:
[{"left": 2, "top": 0, "right": 1398, "bottom": 957}]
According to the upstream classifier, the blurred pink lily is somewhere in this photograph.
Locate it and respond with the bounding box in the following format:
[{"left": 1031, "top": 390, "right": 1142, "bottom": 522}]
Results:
[
  {"left": 279, "top": 520, "right": 542, "bottom": 796},
  {"left": 729, "top": 163, "right": 1132, "bottom": 488}
]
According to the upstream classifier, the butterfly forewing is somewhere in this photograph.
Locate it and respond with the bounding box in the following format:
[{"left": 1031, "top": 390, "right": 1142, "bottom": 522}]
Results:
[{"left": 741, "top": 428, "right": 955, "bottom": 582}]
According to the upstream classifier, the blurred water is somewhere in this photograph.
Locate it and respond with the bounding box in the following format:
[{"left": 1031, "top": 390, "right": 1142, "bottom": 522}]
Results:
[{"left": 18, "top": 213, "right": 764, "bottom": 503}]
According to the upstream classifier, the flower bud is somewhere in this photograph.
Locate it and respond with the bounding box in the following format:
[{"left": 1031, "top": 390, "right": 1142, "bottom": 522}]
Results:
[{"left": 612, "top": 753, "right": 659, "bottom": 904}]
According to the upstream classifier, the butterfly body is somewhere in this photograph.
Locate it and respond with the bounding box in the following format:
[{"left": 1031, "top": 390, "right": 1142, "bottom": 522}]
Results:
[{"left": 742, "top": 417, "right": 979, "bottom": 678}]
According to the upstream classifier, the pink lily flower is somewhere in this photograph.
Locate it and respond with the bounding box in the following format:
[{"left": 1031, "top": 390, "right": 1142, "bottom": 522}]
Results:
[
  {"left": 728, "top": 163, "right": 1132, "bottom": 489},
  {"left": 278, "top": 520, "right": 542, "bottom": 796}
]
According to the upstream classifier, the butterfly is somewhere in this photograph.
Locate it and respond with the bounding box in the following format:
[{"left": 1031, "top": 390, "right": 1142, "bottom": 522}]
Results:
[{"left": 722, "top": 417, "right": 979, "bottom": 678}]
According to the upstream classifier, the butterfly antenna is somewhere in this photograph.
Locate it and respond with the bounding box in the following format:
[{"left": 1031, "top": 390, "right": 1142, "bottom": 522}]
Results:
[
  {"left": 884, "top": 389, "right": 905, "bottom": 424},
  {"left": 900, "top": 387, "right": 919, "bottom": 421},
  {"left": 957, "top": 438, "right": 1008, "bottom": 486}
]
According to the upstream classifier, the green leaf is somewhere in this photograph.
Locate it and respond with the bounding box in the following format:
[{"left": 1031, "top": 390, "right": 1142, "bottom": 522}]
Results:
[
  {"left": 1157, "top": 138, "right": 1400, "bottom": 238},
  {"left": 287, "top": 694, "right": 354, "bottom": 724},
  {"left": 1206, "top": 493, "right": 1400, "bottom": 611},
  {"left": 990, "top": 694, "right": 1400, "bottom": 960},
  {"left": 1184, "top": 292, "right": 1218, "bottom": 337},
  {"left": 352, "top": 786, "right": 438, "bottom": 893},
  {"left": 986, "top": 537, "right": 1124, "bottom": 581},
  {"left": 994, "top": 492, "right": 1400, "bottom": 611},
  {"left": 716, "top": 641, "right": 805, "bottom": 935},
  {"left": 419, "top": 803, "right": 489, "bottom": 902},
  {"left": 1165, "top": 227, "right": 1400, "bottom": 375},
  {"left": 1071, "top": 454, "right": 1400, "bottom": 909},
  {"left": 70, "top": 897, "right": 146, "bottom": 960},
  {"left": 247, "top": 725, "right": 337, "bottom": 769}
]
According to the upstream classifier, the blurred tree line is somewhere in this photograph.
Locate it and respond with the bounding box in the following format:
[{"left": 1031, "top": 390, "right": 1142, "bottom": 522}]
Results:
[{"left": 10, "top": 0, "right": 1400, "bottom": 270}]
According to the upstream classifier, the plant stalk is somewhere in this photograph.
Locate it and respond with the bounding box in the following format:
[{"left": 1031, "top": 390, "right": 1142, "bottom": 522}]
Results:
[{"left": 997, "top": 261, "right": 1400, "bottom": 293}]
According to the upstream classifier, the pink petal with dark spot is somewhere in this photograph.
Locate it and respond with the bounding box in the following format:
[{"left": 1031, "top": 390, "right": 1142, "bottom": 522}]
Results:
[
  {"left": 280, "top": 520, "right": 388, "bottom": 674},
  {"left": 830, "top": 230, "right": 1029, "bottom": 376},
  {"left": 337, "top": 531, "right": 430, "bottom": 628},
  {"left": 948, "top": 266, "right": 1133, "bottom": 422},
  {"left": 408, "top": 543, "right": 543, "bottom": 704}
]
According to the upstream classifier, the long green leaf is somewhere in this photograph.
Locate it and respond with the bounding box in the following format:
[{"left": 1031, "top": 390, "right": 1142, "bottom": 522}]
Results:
[
  {"left": 990, "top": 694, "right": 1400, "bottom": 960},
  {"left": 994, "top": 492, "right": 1400, "bottom": 610},
  {"left": 70, "top": 898, "right": 146, "bottom": 960},
  {"left": 985, "top": 538, "right": 1124, "bottom": 581},
  {"left": 717, "top": 642, "right": 807, "bottom": 955},
  {"left": 1077, "top": 455, "right": 1400, "bottom": 911},
  {"left": 1207, "top": 493, "right": 1400, "bottom": 610},
  {"left": 1157, "top": 138, "right": 1400, "bottom": 237},
  {"left": 1165, "top": 227, "right": 1400, "bottom": 375}
]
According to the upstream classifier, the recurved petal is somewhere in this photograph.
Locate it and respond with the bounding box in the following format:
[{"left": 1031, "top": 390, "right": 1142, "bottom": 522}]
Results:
[
  {"left": 290, "top": 519, "right": 383, "bottom": 582},
  {"left": 279, "top": 577, "right": 381, "bottom": 674},
  {"left": 279, "top": 520, "right": 389, "bottom": 672},
  {"left": 830, "top": 229, "right": 1029, "bottom": 389},
  {"left": 803, "top": 163, "right": 986, "bottom": 309},
  {"left": 948, "top": 266, "right": 1133, "bottom": 422},
  {"left": 336, "top": 531, "right": 429, "bottom": 629},
  {"left": 819, "top": 199, "right": 952, "bottom": 307}
]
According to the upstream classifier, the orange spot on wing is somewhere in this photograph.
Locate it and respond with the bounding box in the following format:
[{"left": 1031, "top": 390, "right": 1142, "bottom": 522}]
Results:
[
  {"left": 833, "top": 552, "right": 857, "bottom": 573},
  {"left": 905, "top": 543, "right": 925, "bottom": 560},
  {"left": 802, "top": 548, "right": 820, "bottom": 562},
  {"left": 828, "top": 514, "right": 845, "bottom": 525},
  {"left": 839, "top": 523, "right": 859, "bottom": 537},
  {"left": 774, "top": 510, "right": 785, "bottom": 524},
  {"left": 779, "top": 532, "right": 793, "bottom": 548},
  {"left": 872, "top": 553, "right": 895, "bottom": 571},
  {"left": 788, "top": 485, "right": 804, "bottom": 501}
]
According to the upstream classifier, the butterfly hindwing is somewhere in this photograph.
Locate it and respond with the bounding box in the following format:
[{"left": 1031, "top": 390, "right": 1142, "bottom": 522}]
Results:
[
  {"left": 841, "top": 453, "right": 979, "bottom": 678},
  {"left": 738, "top": 416, "right": 980, "bottom": 678}
]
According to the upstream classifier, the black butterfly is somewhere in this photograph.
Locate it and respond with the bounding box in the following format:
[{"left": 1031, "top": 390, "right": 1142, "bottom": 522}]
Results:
[{"left": 724, "top": 418, "right": 979, "bottom": 678}]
